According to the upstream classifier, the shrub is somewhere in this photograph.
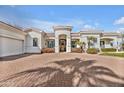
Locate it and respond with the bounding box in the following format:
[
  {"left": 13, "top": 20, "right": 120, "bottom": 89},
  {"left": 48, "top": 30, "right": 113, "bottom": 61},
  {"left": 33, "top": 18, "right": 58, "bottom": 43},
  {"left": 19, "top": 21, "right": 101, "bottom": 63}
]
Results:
[
  {"left": 100, "top": 53, "right": 124, "bottom": 57},
  {"left": 86, "top": 48, "right": 98, "bottom": 54},
  {"left": 122, "top": 44, "right": 124, "bottom": 49},
  {"left": 41, "top": 48, "right": 55, "bottom": 53},
  {"left": 71, "top": 48, "right": 83, "bottom": 53},
  {"left": 101, "top": 48, "right": 116, "bottom": 52}
]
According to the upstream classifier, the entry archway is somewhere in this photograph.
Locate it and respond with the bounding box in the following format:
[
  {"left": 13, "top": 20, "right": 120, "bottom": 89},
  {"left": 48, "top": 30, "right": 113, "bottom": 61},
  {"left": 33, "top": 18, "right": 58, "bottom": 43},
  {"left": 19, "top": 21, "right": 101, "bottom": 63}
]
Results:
[
  {"left": 54, "top": 26, "right": 72, "bottom": 53},
  {"left": 59, "top": 34, "right": 67, "bottom": 52}
]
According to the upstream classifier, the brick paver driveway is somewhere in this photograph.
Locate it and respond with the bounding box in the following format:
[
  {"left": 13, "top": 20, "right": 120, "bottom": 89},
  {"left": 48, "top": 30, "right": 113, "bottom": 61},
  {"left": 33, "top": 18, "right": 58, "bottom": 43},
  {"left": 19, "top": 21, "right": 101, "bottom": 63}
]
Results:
[{"left": 0, "top": 53, "right": 124, "bottom": 87}]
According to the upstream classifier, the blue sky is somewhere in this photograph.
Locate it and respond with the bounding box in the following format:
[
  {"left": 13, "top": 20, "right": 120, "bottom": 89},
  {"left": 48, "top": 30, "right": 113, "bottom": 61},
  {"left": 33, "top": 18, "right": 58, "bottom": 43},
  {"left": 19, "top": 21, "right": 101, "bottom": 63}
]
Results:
[{"left": 0, "top": 5, "right": 124, "bottom": 32}]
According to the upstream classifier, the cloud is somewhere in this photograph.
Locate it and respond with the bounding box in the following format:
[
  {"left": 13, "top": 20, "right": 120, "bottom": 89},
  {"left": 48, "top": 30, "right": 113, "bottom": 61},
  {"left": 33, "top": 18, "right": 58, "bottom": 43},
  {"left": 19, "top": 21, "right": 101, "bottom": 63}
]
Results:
[
  {"left": 116, "top": 28, "right": 124, "bottom": 33},
  {"left": 22, "top": 18, "right": 85, "bottom": 32},
  {"left": 0, "top": 10, "right": 100, "bottom": 32},
  {"left": 61, "top": 19, "right": 85, "bottom": 31},
  {"left": 118, "top": 28, "right": 124, "bottom": 30},
  {"left": 114, "top": 17, "right": 124, "bottom": 25},
  {"left": 83, "top": 24, "right": 94, "bottom": 29},
  {"left": 26, "top": 19, "right": 59, "bottom": 32},
  {"left": 94, "top": 22, "right": 99, "bottom": 27},
  {"left": 113, "top": 26, "right": 124, "bottom": 33}
]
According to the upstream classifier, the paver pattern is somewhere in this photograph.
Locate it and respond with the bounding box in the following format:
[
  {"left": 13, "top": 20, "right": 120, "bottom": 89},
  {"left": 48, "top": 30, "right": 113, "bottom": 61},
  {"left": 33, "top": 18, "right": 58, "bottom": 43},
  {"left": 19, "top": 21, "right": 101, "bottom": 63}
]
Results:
[{"left": 0, "top": 53, "right": 124, "bottom": 87}]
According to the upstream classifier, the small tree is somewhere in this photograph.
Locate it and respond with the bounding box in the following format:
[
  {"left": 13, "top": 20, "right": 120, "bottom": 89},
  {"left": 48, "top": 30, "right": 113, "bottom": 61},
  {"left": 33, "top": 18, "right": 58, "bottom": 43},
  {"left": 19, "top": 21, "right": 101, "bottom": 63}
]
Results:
[
  {"left": 75, "top": 41, "right": 86, "bottom": 52},
  {"left": 87, "top": 36, "right": 97, "bottom": 48},
  {"left": 76, "top": 41, "right": 83, "bottom": 48}
]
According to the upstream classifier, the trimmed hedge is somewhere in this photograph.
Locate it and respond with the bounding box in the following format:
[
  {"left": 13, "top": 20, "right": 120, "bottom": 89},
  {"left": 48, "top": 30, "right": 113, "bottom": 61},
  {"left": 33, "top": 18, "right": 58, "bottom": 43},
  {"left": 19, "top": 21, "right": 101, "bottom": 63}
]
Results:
[
  {"left": 41, "top": 48, "right": 55, "bottom": 53},
  {"left": 101, "top": 48, "right": 116, "bottom": 52},
  {"left": 86, "top": 48, "right": 98, "bottom": 54},
  {"left": 100, "top": 52, "right": 124, "bottom": 57},
  {"left": 71, "top": 48, "right": 83, "bottom": 53}
]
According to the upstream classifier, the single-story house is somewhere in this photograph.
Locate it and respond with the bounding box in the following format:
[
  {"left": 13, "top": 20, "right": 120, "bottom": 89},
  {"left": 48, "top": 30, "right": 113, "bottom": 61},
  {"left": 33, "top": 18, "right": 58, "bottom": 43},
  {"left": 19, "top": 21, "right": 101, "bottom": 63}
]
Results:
[{"left": 0, "top": 21, "right": 123, "bottom": 57}]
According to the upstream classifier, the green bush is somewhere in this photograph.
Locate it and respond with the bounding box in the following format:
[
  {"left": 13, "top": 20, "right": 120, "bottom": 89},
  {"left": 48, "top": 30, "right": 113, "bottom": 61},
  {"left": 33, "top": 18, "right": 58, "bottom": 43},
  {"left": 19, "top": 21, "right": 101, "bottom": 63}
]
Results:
[
  {"left": 87, "top": 48, "right": 98, "bottom": 54},
  {"left": 122, "top": 44, "right": 124, "bottom": 49},
  {"left": 71, "top": 48, "right": 83, "bottom": 53},
  {"left": 100, "top": 53, "right": 124, "bottom": 57},
  {"left": 101, "top": 48, "right": 116, "bottom": 52},
  {"left": 41, "top": 48, "right": 55, "bottom": 53}
]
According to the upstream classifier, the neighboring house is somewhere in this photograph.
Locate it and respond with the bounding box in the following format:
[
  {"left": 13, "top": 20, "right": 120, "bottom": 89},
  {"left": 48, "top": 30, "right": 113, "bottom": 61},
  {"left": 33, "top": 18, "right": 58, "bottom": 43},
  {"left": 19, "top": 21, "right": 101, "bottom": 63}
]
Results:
[{"left": 0, "top": 21, "right": 123, "bottom": 57}]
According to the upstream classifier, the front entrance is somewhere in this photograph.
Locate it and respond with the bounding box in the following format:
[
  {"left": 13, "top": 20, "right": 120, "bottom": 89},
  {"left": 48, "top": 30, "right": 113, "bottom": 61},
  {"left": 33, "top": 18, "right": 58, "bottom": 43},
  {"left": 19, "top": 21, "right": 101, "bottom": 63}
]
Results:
[{"left": 59, "top": 39, "right": 66, "bottom": 52}]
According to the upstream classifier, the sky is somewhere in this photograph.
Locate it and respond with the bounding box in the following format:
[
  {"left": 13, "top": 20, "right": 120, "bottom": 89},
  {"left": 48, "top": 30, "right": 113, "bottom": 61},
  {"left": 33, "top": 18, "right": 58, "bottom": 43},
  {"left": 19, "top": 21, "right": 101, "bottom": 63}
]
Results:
[{"left": 0, "top": 5, "right": 124, "bottom": 32}]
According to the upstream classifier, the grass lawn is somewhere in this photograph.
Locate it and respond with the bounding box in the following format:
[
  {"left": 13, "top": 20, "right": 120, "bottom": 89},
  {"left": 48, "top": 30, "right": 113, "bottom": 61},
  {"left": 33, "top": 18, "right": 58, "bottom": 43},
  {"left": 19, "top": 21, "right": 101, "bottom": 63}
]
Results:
[{"left": 100, "top": 52, "right": 124, "bottom": 57}]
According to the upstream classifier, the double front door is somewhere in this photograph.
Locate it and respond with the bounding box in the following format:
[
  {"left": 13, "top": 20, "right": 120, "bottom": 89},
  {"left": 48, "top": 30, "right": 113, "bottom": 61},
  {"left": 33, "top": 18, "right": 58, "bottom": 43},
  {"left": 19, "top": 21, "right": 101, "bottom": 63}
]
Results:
[{"left": 59, "top": 39, "right": 66, "bottom": 52}]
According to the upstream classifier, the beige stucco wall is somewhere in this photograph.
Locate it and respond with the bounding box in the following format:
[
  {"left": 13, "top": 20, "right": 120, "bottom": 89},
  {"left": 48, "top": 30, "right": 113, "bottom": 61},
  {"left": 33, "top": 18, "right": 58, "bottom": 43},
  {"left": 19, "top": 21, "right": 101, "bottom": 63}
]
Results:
[
  {"left": 0, "top": 24, "right": 26, "bottom": 57},
  {"left": 0, "top": 28, "right": 26, "bottom": 41},
  {"left": 0, "top": 22, "right": 123, "bottom": 56},
  {"left": 25, "top": 30, "right": 44, "bottom": 53},
  {"left": 0, "top": 22, "right": 26, "bottom": 40},
  {"left": 41, "top": 32, "right": 46, "bottom": 48}
]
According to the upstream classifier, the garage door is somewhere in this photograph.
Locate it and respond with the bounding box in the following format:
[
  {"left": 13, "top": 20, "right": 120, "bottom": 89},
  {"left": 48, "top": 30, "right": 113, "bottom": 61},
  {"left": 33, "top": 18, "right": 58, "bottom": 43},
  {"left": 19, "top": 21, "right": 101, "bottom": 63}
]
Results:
[{"left": 0, "top": 37, "right": 24, "bottom": 57}]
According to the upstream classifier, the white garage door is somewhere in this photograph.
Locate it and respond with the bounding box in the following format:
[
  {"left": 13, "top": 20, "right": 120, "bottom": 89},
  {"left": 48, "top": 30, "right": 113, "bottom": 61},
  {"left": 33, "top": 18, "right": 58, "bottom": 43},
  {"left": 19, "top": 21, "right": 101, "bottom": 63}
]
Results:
[{"left": 0, "top": 37, "right": 24, "bottom": 57}]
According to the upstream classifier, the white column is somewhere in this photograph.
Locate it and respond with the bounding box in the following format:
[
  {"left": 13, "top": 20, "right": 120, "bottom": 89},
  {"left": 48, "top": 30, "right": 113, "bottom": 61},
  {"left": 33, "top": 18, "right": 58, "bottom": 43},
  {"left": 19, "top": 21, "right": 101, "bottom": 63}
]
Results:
[
  {"left": 55, "top": 35, "right": 59, "bottom": 53},
  {"left": 23, "top": 40, "right": 25, "bottom": 54},
  {"left": 66, "top": 36, "right": 71, "bottom": 52},
  {"left": 115, "top": 38, "right": 119, "bottom": 52},
  {"left": 97, "top": 36, "right": 101, "bottom": 51},
  {"left": 85, "top": 37, "right": 88, "bottom": 49}
]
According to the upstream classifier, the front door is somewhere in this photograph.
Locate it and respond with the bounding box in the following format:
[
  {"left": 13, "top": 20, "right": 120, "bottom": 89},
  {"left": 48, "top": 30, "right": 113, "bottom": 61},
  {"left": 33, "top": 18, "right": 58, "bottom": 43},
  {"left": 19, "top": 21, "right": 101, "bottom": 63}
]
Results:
[{"left": 59, "top": 39, "right": 66, "bottom": 52}]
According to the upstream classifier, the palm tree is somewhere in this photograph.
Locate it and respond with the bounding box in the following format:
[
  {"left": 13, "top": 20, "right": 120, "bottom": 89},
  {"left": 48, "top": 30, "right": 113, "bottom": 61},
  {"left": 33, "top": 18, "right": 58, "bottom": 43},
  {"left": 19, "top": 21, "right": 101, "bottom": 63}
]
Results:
[
  {"left": 87, "top": 36, "right": 97, "bottom": 48},
  {"left": 82, "top": 42, "right": 86, "bottom": 49},
  {"left": 75, "top": 40, "right": 83, "bottom": 48},
  {"left": 75, "top": 41, "right": 86, "bottom": 49}
]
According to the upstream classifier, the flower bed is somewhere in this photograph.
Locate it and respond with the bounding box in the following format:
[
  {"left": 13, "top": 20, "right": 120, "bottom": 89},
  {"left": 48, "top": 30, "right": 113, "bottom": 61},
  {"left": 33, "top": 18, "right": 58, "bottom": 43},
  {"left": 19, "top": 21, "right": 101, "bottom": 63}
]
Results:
[
  {"left": 86, "top": 48, "right": 98, "bottom": 54},
  {"left": 41, "top": 48, "right": 55, "bottom": 53},
  {"left": 71, "top": 48, "right": 83, "bottom": 53}
]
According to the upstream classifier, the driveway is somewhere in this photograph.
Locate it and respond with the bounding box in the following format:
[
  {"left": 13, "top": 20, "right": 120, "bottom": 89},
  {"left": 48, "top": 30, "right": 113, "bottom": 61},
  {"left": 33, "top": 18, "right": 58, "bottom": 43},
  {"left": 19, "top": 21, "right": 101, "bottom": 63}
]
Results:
[{"left": 0, "top": 53, "right": 124, "bottom": 86}]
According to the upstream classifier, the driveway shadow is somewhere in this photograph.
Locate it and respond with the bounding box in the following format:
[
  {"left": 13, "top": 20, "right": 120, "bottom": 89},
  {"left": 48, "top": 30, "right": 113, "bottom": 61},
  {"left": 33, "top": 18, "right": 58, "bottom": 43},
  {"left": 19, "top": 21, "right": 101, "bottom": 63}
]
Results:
[
  {"left": 0, "top": 58, "right": 124, "bottom": 87},
  {"left": 0, "top": 54, "right": 33, "bottom": 61}
]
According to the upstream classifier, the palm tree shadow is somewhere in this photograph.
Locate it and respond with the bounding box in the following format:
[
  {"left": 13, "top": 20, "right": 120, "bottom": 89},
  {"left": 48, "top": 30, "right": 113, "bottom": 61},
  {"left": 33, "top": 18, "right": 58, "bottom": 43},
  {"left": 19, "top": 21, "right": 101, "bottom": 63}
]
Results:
[{"left": 0, "top": 58, "right": 124, "bottom": 87}]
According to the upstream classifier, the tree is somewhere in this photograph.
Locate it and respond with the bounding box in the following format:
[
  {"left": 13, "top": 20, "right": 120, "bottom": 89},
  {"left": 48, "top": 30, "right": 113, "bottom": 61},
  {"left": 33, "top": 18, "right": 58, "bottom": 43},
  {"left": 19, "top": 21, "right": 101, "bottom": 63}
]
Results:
[
  {"left": 75, "top": 41, "right": 83, "bottom": 47},
  {"left": 87, "top": 36, "right": 97, "bottom": 48},
  {"left": 75, "top": 41, "right": 86, "bottom": 48}
]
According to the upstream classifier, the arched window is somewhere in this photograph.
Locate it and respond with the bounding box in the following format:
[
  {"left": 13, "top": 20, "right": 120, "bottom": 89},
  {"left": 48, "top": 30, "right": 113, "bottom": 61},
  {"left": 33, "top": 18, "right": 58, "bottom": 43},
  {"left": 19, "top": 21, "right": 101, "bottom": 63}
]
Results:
[{"left": 33, "top": 38, "right": 38, "bottom": 47}]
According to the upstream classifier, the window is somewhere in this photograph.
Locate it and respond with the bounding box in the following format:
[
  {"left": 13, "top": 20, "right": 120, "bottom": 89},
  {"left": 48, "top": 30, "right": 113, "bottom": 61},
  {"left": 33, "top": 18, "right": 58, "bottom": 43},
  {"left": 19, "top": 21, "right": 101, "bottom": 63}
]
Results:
[
  {"left": 110, "top": 41, "right": 113, "bottom": 47},
  {"left": 94, "top": 38, "right": 97, "bottom": 43},
  {"left": 110, "top": 43, "right": 113, "bottom": 47},
  {"left": 71, "top": 39, "right": 79, "bottom": 48},
  {"left": 71, "top": 41, "right": 76, "bottom": 48},
  {"left": 47, "top": 40, "right": 55, "bottom": 48},
  {"left": 33, "top": 38, "right": 38, "bottom": 47}
]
